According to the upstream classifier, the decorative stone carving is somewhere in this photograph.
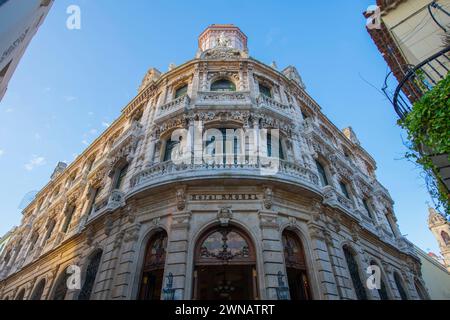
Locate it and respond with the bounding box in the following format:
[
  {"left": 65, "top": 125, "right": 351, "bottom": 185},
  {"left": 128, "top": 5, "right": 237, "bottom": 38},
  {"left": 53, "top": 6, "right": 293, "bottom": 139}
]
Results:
[
  {"left": 104, "top": 215, "right": 114, "bottom": 236},
  {"left": 350, "top": 222, "right": 362, "bottom": 242},
  {"left": 217, "top": 206, "right": 233, "bottom": 226},
  {"left": 85, "top": 225, "right": 95, "bottom": 246},
  {"left": 263, "top": 186, "right": 273, "bottom": 210},
  {"left": 176, "top": 187, "right": 186, "bottom": 211},
  {"left": 124, "top": 224, "right": 141, "bottom": 243}
]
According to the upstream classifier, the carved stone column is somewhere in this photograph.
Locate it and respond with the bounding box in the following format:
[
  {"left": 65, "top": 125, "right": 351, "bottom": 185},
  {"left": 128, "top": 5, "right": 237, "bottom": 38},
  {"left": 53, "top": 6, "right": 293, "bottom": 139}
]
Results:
[
  {"left": 307, "top": 222, "right": 339, "bottom": 299},
  {"left": 110, "top": 213, "right": 141, "bottom": 300},
  {"left": 259, "top": 209, "right": 283, "bottom": 300},
  {"left": 165, "top": 211, "right": 191, "bottom": 300}
]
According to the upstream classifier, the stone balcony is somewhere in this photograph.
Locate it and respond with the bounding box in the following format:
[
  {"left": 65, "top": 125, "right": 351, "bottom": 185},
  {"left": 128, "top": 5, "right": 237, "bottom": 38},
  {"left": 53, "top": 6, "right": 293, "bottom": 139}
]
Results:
[
  {"left": 155, "top": 95, "right": 191, "bottom": 122},
  {"left": 89, "top": 190, "right": 126, "bottom": 222},
  {"left": 129, "top": 159, "right": 320, "bottom": 197},
  {"left": 322, "top": 185, "right": 358, "bottom": 219},
  {"left": 256, "top": 94, "right": 293, "bottom": 119},
  {"left": 195, "top": 91, "right": 252, "bottom": 109},
  {"left": 109, "top": 121, "right": 144, "bottom": 154}
]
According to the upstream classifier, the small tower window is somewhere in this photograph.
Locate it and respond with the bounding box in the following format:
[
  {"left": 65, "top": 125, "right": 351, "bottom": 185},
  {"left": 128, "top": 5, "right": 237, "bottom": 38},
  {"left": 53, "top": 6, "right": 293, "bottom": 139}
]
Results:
[
  {"left": 211, "top": 79, "right": 236, "bottom": 92},
  {"left": 174, "top": 85, "right": 188, "bottom": 99},
  {"left": 259, "top": 84, "right": 272, "bottom": 98}
]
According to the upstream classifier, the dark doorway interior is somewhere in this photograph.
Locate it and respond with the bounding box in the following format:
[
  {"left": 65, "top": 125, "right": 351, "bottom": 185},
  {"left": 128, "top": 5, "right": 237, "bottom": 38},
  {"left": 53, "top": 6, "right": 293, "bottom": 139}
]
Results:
[
  {"left": 286, "top": 267, "right": 310, "bottom": 300},
  {"left": 139, "top": 269, "right": 164, "bottom": 300},
  {"left": 196, "top": 265, "right": 255, "bottom": 300}
]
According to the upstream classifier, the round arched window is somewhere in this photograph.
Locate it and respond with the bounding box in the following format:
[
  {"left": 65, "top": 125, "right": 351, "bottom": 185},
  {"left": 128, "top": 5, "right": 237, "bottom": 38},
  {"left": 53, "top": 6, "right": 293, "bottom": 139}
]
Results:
[{"left": 211, "top": 79, "right": 236, "bottom": 92}]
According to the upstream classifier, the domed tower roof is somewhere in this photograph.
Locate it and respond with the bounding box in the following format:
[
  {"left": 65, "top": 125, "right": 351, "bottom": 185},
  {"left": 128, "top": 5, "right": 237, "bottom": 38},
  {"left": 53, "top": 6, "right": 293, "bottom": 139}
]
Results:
[
  {"left": 198, "top": 24, "right": 248, "bottom": 52},
  {"left": 428, "top": 207, "right": 448, "bottom": 228}
]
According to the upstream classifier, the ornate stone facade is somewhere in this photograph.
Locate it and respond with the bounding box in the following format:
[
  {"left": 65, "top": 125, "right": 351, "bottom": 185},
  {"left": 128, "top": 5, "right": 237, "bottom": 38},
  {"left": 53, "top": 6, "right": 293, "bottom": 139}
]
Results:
[{"left": 0, "top": 24, "right": 425, "bottom": 300}]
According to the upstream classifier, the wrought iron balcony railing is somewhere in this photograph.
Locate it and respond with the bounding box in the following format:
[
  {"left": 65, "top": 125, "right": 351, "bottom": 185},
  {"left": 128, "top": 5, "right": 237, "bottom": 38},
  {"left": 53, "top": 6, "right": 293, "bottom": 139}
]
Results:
[{"left": 388, "top": 46, "right": 449, "bottom": 120}]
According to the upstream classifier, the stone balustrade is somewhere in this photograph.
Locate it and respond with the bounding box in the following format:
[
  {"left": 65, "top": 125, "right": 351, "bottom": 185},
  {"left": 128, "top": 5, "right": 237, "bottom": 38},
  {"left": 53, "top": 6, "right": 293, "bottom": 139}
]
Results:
[
  {"left": 155, "top": 95, "right": 190, "bottom": 121},
  {"left": 129, "top": 159, "right": 320, "bottom": 195},
  {"left": 256, "top": 94, "right": 293, "bottom": 118},
  {"left": 89, "top": 189, "right": 125, "bottom": 221},
  {"left": 195, "top": 91, "right": 252, "bottom": 108}
]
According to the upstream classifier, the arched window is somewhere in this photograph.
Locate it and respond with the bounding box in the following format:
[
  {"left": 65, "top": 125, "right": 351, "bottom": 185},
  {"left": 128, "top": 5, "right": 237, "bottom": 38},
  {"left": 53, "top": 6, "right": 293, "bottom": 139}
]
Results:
[
  {"left": 78, "top": 250, "right": 103, "bottom": 300},
  {"left": 414, "top": 279, "right": 428, "bottom": 300},
  {"left": 15, "top": 288, "right": 26, "bottom": 300},
  {"left": 211, "top": 79, "right": 236, "bottom": 92},
  {"left": 441, "top": 231, "right": 450, "bottom": 246},
  {"left": 259, "top": 84, "right": 272, "bottom": 98},
  {"left": 52, "top": 268, "right": 70, "bottom": 300},
  {"left": 370, "top": 261, "right": 389, "bottom": 300},
  {"left": 138, "top": 230, "right": 168, "bottom": 300},
  {"left": 174, "top": 85, "right": 188, "bottom": 99},
  {"left": 315, "top": 160, "right": 329, "bottom": 187},
  {"left": 394, "top": 272, "right": 408, "bottom": 300},
  {"left": 30, "top": 279, "right": 46, "bottom": 300},
  {"left": 343, "top": 246, "right": 367, "bottom": 300},
  {"left": 282, "top": 230, "right": 311, "bottom": 300},
  {"left": 194, "top": 226, "right": 257, "bottom": 300}
]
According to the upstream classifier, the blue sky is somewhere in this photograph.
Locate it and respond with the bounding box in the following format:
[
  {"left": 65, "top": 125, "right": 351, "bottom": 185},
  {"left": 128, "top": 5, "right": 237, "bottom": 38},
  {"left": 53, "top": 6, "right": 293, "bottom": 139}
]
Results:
[{"left": 0, "top": 0, "right": 440, "bottom": 254}]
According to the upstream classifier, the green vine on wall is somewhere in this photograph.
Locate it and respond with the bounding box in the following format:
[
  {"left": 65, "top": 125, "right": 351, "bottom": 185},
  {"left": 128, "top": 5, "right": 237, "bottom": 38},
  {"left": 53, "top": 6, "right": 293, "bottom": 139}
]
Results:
[{"left": 399, "top": 72, "right": 450, "bottom": 217}]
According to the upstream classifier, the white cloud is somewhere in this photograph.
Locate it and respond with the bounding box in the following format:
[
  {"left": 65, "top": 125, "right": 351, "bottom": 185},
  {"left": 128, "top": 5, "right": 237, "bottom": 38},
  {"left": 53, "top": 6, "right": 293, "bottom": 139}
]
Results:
[
  {"left": 102, "top": 122, "right": 110, "bottom": 128},
  {"left": 82, "top": 140, "right": 89, "bottom": 146},
  {"left": 88, "top": 111, "right": 94, "bottom": 116},
  {"left": 89, "top": 128, "right": 98, "bottom": 135},
  {"left": 0, "top": 149, "right": 4, "bottom": 157},
  {"left": 25, "top": 155, "right": 46, "bottom": 171},
  {"left": 64, "top": 96, "right": 77, "bottom": 102},
  {"left": 5, "top": 108, "right": 14, "bottom": 113},
  {"left": 34, "top": 133, "right": 41, "bottom": 140}
]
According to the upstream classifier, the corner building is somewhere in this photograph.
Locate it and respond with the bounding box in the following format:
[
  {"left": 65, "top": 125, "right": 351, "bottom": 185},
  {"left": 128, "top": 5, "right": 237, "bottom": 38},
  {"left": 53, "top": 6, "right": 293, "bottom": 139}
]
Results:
[{"left": 0, "top": 25, "right": 428, "bottom": 300}]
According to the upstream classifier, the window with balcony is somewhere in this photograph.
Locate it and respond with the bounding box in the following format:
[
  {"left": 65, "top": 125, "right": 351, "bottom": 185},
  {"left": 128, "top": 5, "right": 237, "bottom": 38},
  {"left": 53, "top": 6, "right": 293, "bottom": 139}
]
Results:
[
  {"left": 28, "top": 232, "right": 40, "bottom": 252},
  {"left": 315, "top": 160, "right": 329, "bottom": 187},
  {"left": 114, "top": 164, "right": 129, "bottom": 190},
  {"left": 163, "top": 138, "right": 181, "bottom": 162},
  {"left": 259, "top": 84, "right": 272, "bottom": 98},
  {"left": 362, "top": 199, "right": 374, "bottom": 220},
  {"left": 339, "top": 181, "right": 350, "bottom": 199},
  {"left": 44, "top": 219, "right": 56, "bottom": 243},
  {"left": 204, "top": 128, "right": 241, "bottom": 164},
  {"left": 267, "top": 132, "right": 285, "bottom": 160},
  {"left": 211, "top": 79, "right": 236, "bottom": 92},
  {"left": 62, "top": 205, "right": 76, "bottom": 233},
  {"left": 441, "top": 231, "right": 450, "bottom": 246},
  {"left": 174, "top": 84, "right": 188, "bottom": 99},
  {"left": 88, "top": 187, "right": 101, "bottom": 216}
]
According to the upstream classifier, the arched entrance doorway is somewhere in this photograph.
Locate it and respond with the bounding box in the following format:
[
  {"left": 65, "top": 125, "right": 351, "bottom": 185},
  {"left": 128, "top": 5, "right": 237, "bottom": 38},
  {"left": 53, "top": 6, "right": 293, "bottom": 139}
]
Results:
[
  {"left": 282, "top": 230, "right": 312, "bottom": 300},
  {"left": 194, "top": 226, "right": 258, "bottom": 300},
  {"left": 138, "top": 230, "right": 168, "bottom": 300}
]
